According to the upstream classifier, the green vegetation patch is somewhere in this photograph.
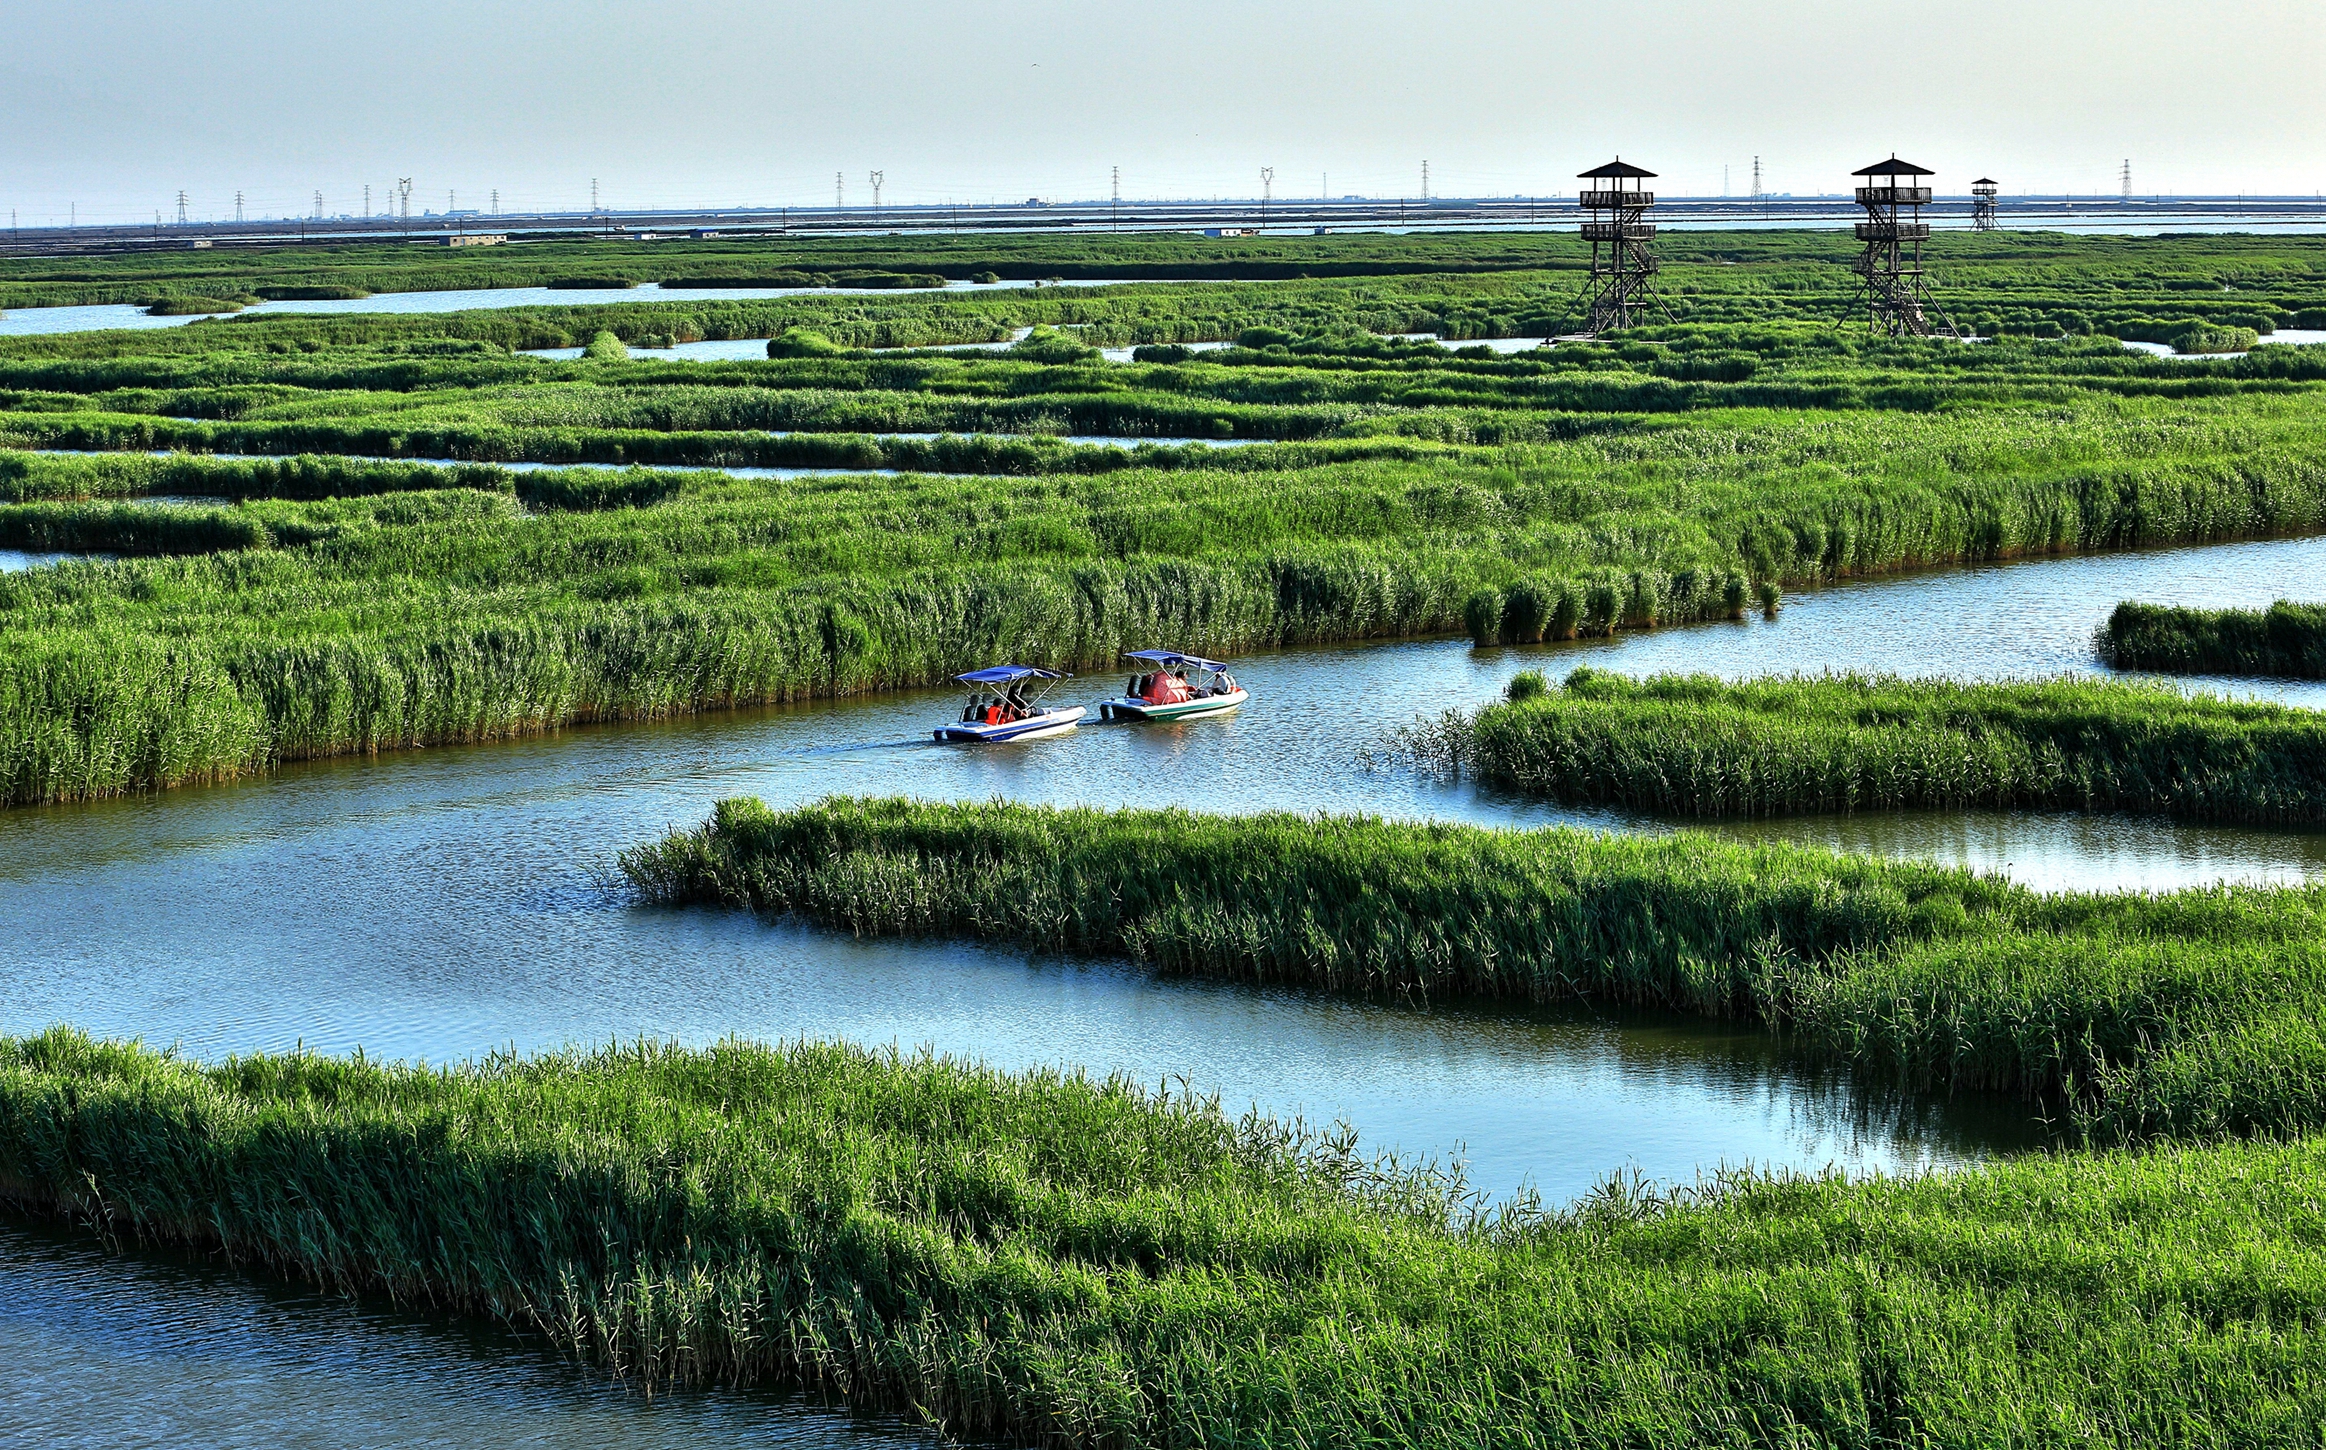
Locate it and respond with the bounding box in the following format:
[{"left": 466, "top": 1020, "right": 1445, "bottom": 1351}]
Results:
[
  {"left": 4, "top": 400, "right": 2323, "bottom": 806},
  {"left": 2101, "top": 599, "right": 2326, "bottom": 679},
  {"left": 7, "top": 1028, "right": 2326, "bottom": 1446},
  {"left": 1394, "top": 667, "right": 2326, "bottom": 825},
  {"left": 142, "top": 295, "right": 246, "bottom": 316}
]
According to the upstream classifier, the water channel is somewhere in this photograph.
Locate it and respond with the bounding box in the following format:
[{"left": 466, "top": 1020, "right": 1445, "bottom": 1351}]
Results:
[
  {"left": 0, "top": 1220, "right": 932, "bottom": 1450},
  {"left": 0, "top": 277, "right": 1133, "bottom": 339},
  {"left": 3, "top": 531, "right": 2322, "bottom": 1439}
]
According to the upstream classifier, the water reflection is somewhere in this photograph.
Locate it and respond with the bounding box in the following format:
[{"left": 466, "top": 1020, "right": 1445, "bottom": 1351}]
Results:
[
  {"left": 0, "top": 278, "right": 1146, "bottom": 339},
  {"left": 0, "top": 548, "right": 105, "bottom": 571},
  {"left": 0, "top": 1220, "right": 930, "bottom": 1450}
]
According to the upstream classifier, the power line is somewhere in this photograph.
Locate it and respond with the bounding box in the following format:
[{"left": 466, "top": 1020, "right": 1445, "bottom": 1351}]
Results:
[
  {"left": 835, "top": 172, "right": 844, "bottom": 209},
  {"left": 1260, "top": 166, "right": 1274, "bottom": 228},
  {"left": 869, "top": 170, "right": 883, "bottom": 207},
  {"left": 176, "top": 190, "right": 189, "bottom": 225},
  {"left": 234, "top": 190, "right": 244, "bottom": 224}
]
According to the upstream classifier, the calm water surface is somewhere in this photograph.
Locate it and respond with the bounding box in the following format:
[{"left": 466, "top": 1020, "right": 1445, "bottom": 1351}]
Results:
[
  {"left": 0, "top": 278, "right": 1141, "bottom": 339},
  {"left": 0, "top": 1221, "right": 930, "bottom": 1450},
  {"left": 3, "top": 532, "right": 2321, "bottom": 1441}
]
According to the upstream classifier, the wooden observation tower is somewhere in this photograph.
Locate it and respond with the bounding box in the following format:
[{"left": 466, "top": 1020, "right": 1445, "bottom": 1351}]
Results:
[
  {"left": 1850, "top": 155, "right": 1956, "bottom": 337},
  {"left": 1574, "top": 159, "right": 1663, "bottom": 334},
  {"left": 1971, "top": 176, "right": 2000, "bottom": 231}
]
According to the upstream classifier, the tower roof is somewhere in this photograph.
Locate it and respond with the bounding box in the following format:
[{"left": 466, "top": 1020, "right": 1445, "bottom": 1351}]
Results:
[
  {"left": 1579, "top": 159, "right": 1657, "bottom": 180},
  {"left": 1854, "top": 155, "right": 1934, "bottom": 177},
  {"left": 1971, "top": 177, "right": 1998, "bottom": 186}
]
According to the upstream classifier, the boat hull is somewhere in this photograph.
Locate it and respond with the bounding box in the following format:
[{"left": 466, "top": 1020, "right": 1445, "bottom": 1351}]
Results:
[
  {"left": 933, "top": 705, "right": 1087, "bottom": 743},
  {"left": 1100, "top": 689, "right": 1248, "bottom": 722}
]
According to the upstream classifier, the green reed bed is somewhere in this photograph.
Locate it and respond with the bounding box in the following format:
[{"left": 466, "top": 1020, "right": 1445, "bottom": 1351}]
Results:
[
  {"left": 623, "top": 796, "right": 2326, "bottom": 1142},
  {"left": 4, "top": 390, "right": 2326, "bottom": 806},
  {"left": 6, "top": 1028, "right": 2326, "bottom": 1446},
  {"left": 9, "top": 227, "right": 2326, "bottom": 341},
  {"left": 11, "top": 323, "right": 2326, "bottom": 431},
  {"left": 2101, "top": 600, "right": 2326, "bottom": 679},
  {"left": 1391, "top": 667, "right": 2326, "bottom": 825},
  {"left": 0, "top": 448, "right": 513, "bottom": 503}
]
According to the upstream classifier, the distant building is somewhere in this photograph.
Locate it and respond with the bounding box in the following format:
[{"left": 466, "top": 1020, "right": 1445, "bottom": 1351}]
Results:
[
  {"left": 440, "top": 233, "right": 507, "bottom": 248},
  {"left": 1203, "top": 227, "right": 1257, "bottom": 238}
]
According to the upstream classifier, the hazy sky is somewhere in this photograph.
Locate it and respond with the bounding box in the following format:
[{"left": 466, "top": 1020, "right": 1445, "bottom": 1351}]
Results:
[{"left": 7, "top": 0, "right": 2324, "bottom": 223}]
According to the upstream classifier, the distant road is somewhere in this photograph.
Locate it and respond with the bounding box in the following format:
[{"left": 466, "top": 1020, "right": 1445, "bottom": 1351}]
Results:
[{"left": 4, "top": 195, "right": 2322, "bottom": 258}]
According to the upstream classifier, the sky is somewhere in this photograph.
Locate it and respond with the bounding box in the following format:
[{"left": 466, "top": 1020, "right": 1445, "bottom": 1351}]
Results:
[{"left": 5, "top": 0, "right": 2324, "bottom": 224}]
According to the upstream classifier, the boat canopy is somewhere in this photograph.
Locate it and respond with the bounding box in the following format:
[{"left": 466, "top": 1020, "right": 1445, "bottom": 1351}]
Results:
[
  {"left": 954, "top": 665, "right": 1067, "bottom": 685},
  {"left": 1123, "top": 649, "right": 1229, "bottom": 672}
]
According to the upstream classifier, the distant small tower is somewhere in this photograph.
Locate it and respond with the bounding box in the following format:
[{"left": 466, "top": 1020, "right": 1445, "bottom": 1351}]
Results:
[
  {"left": 1971, "top": 177, "right": 2000, "bottom": 231},
  {"left": 1573, "top": 158, "right": 1664, "bottom": 334},
  {"left": 1849, "top": 155, "right": 1956, "bottom": 338}
]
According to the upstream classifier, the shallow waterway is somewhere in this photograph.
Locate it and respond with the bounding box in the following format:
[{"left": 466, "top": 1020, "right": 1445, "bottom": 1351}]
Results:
[
  {"left": 5, "top": 530, "right": 2321, "bottom": 1442},
  {"left": 0, "top": 278, "right": 1140, "bottom": 339},
  {"left": 0, "top": 1220, "right": 931, "bottom": 1449}
]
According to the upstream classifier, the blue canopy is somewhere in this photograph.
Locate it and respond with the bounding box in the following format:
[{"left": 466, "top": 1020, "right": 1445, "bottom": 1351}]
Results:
[
  {"left": 1123, "top": 649, "right": 1229, "bottom": 672},
  {"left": 954, "top": 665, "right": 1067, "bottom": 685}
]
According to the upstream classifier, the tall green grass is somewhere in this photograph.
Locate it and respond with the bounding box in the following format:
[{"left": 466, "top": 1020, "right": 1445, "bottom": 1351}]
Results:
[
  {"left": 2100, "top": 599, "right": 2326, "bottom": 679},
  {"left": 9, "top": 228, "right": 2326, "bottom": 344},
  {"left": 0, "top": 449, "right": 512, "bottom": 503},
  {"left": 4, "top": 398, "right": 2326, "bottom": 806},
  {"left": 622, "top": 796, "right": 2326, "bottom": 1141},
  {"left": 1393, "top": 667, "right": 2326, "bottom": 824},
  {"left": 7, "top": 1028, "right": 2326, "bottom": 1445}
]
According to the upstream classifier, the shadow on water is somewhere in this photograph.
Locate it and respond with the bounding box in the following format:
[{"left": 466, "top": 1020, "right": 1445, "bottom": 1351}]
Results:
[{"left": 0, "top": 1219, "right": 932, "bottom": 1449}]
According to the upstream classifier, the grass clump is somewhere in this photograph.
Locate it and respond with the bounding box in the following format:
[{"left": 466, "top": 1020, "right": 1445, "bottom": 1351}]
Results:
[
  {"left": 1400, "top": 667, "right": 2326, "bottom": 825},
  {"left": 580, "top": 330, "right": 629, "bottom": 361},
  {"left": 764, "top": 326, "right": 845, "bottom": 358},
  {"left": 623, "top": 795, "right": 2326, "bottom": 1142},
  {"left": 142, "top": 295, "right": 245, "bottom": 316},
  {"left": 8, "top": 1028, "right": 2326, "bottom": 1445},
  {"left": 2173, "top": 321, "right": 2261, "bottom": 354},
  {"left": 2100, "top": 599, "right": 2326, "bottom": 679}
]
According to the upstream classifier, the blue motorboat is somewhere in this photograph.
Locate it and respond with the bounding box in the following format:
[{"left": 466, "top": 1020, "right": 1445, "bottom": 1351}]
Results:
[{"left": 933, "top": 665, "right": 1087, "bottom": 743}]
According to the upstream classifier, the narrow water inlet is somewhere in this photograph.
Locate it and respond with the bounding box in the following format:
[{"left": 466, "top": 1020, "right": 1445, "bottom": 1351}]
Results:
[{"left": 0, "top": 1220, "right": 931, "bottom": 1450}]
